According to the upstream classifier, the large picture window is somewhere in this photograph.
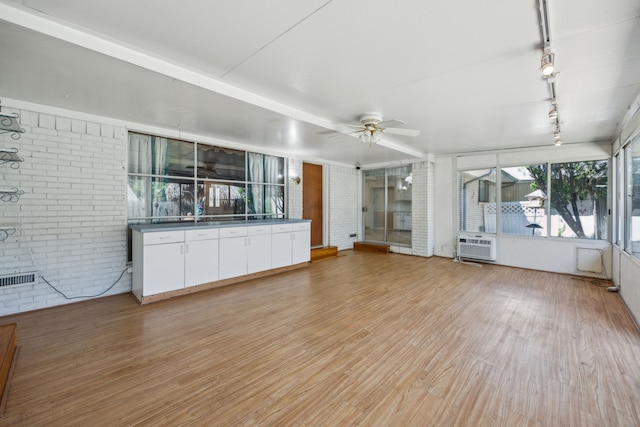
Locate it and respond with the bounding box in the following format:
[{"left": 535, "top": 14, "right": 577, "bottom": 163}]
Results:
[
  {"left": 626, "top": 134, "right": 640, "bottom": 258},
  {"left": 549, "top": 160, "right": 608, "bottom": 239},
  {"left": 500, "top": 165, "right": 547, "bottom": 237},
  {"left": 127, "top": 132, "right": 285, "bottom": 224},
  {"left": 459, "top": 160, "right": 609, "bottom": 240},
  {"left": 459, "top": 168, "right": 496, "bottom": 233}
]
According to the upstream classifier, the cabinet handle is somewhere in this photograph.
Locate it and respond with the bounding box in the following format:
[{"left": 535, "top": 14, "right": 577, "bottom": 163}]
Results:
[
  {"left": 186, "top": 244, "right": 189, "bottom": 254},
  {"left": 180, "top": 245, "right": 184, "bottom": 255}
]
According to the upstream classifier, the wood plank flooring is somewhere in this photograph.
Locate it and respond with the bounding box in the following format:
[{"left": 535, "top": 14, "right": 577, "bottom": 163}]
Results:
[{"left": 0, "top": 251, "right": 639, "bottom": 426}]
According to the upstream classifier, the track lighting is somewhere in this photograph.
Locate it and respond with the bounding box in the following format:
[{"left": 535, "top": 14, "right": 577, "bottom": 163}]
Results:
[
  {"left": 553, "top": 125, "right": 561, "bottom": 146},
  {"left": 540, "top": 50, "right": 555, "bottom": 76},
  {"left": 548, "top": 102, "right": 558, "bottom": 120}
]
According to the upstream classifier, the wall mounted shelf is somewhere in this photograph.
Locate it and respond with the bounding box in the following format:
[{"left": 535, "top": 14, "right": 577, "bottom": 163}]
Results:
[
  {"left": 0, "top": 226, "right": 16, "bottom": 242},
  {"left": 0, "top": 188, "right": 24, "bottom": 203},
  {"left": 0, "top": 148, "right": 24, "bottom": 169},
  {"left": 0, "top": 112, "right": 25, "bottom": 140}
]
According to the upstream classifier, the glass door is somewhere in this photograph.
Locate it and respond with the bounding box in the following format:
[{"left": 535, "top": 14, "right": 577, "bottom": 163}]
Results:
[
  {"left": 362, "top": 166, "right": 412, "bottom": 246},
  {"left": 363, "top": 169, "right": 386, "bottom": 243}
]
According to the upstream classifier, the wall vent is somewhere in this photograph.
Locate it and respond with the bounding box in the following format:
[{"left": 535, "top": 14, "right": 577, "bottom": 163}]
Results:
[{"left": 0, "top": 272, "right": 37, "bottom": 287}]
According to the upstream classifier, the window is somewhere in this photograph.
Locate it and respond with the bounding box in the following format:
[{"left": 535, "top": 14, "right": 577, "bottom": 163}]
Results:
[
  {"left": 478, "top": 180, "right": 489, "bottom": 203},
  {"left": 459, "top": 160, "right": 609, "bottom": 239},
  {"left": 459, "top": 168, "right": 496, "bottom": 233},
  {"left": 626, "top": 134, "right": 640, "bottom": 258},
  {"left": 500, "top": 165, "right": 547, "bottom": 237},
  {"left": 549, "top": 160, "right": 608, "bottom": 239},
  {"left": 615, "top": 152, "right": 622, "bottom": 246},
  {"left": 247, "top": 153, "right": 285, "bottom": 218},
  {"left": 127, "top": 132, "right": 285, "bottom": 224}
]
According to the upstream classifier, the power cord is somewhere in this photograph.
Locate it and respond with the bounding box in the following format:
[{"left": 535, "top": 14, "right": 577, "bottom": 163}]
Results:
[
  {"left": 27, "top": 244, "right": 130, "bottom": 300},
  {"left": 39, "top": 266, "right": 129, "bottom": 300},
  {"left": 453, "top": 255, "right": 483, "bottom": 267}
]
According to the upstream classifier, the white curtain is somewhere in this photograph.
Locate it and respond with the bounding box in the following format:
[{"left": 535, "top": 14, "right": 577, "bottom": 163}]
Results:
[
  {"left": 264, "top": 156, "right": 282, "bottom": 214},
  {"left": 248, "top": 153, "right": 264, "bottom": 214},
  {"left": 128, "top": 134, "right": 152, "bottom": 218}
]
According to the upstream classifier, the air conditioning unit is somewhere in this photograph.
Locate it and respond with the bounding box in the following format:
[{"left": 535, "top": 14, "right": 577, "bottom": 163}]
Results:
[{"left": 457, "top": 235, "right": 496, "bottom": 261}]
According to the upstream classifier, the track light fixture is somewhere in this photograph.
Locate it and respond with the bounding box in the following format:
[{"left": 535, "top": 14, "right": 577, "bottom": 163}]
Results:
[
  {"left": 548, "top": 102, "right": 558, "bottom": 120},
  {"left": 540, "top": 50, "right": 555, "bottom": 76},
  {"left": 553, "top": 125, "right": 562, "bottom": 146}
]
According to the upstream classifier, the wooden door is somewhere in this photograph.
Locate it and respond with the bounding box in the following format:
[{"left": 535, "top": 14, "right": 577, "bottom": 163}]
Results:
[{"left": 303, "top": 162, "right": 323, "bottom": 247}]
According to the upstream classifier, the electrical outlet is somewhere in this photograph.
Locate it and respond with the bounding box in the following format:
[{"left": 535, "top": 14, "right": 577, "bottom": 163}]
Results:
[{"left": 126, "top": 266, "right": 133, "bottom": 274}]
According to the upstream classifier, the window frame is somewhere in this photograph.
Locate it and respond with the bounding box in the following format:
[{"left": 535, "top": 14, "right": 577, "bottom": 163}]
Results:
[{"left": 126, "top": 132, "right": 286, "bottom": 224}]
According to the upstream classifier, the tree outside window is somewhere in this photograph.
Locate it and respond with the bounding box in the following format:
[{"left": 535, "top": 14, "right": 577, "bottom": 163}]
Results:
[{"left": 527, "top": 160, "right": 608, "bottom": 239}]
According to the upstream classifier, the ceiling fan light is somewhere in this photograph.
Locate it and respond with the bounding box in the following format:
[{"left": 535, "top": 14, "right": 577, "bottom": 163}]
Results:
[
  {"left": 554, "top": 138, "right": 562, "bottom": 146},
  {"left": 548, "top": 104, "right": 558, "bottom": 120},
  {"left": 371, "top": 129, "right": 383, "bottom": 143},
  {"left": 540, "top": 52, "right": 555, "bottom": 76},
  {"left": 359, "top": 131, "right": 371, "bottom": 143}
]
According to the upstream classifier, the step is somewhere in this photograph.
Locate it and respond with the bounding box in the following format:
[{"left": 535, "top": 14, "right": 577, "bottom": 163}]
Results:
[
  {"left": 0, "top": 323, "right": 17, "bottom": 415},
  {"left": 311, "top": 246, "right": 338, "bottom": 261},
  {"left": 353, "top": 242, "right": 391, "bottom": 253}
]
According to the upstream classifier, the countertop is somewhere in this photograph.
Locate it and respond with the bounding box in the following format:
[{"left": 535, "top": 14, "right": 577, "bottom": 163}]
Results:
[{"left": 130, "top": 218, "right": 311, "bottom": 233}]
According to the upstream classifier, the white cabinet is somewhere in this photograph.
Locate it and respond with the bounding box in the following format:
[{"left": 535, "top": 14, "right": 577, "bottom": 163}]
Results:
[
  {"left": 271, "top": 222, "right": 310, "bottom": 267},
  {"left": 219, "top": 225, "right": 272, "bottom": 278},
  {"left": 219, "top": 227, "right": 248, "bottom": 280},
  {"left": 292, "top": 223, "right": 311, "bottom": 264},
  {"left": 184, "top": 229, "right": 219, "bottom": 287},
  {"left": 134, "top": 230, "right": 185, "bottom": 298},
  {"left": 271, "top": 224, "right": 293, "bottom": 268},
  {"left": 247, "top": 225, "right": 272, "bottom": 274},
  {"left": 132, "top": 221, "right": 311, "bottom": 302}
]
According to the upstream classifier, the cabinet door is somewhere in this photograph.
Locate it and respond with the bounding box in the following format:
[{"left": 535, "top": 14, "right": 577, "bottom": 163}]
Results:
[
  {"left": 185, "top": 239, "right": 219, "bottom": 287},
  {"left": 219, "top": 236, "right": 248, "bottom": 280},
  {"left": 143, "top": 243, "right": 185, "bottom": 295},
  {"left": 271, "top": 232, "right": 293, "bottom": 268},
  {"left": 291, "top": 226, "right": 311, "bottom": 264},
  {"left": 247, "top": 234, "right": 272, "bottom": 274}
]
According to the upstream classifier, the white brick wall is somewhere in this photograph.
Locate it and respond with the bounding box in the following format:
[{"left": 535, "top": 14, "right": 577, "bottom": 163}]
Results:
[
  {"left": 0, "top": 105, "right": 130, "bottom": 316},
  {"left": 287, "top": 158, "right": 303, "bottom": 219},
  {"left": 426, "top": 159, "right": 435, "bottom": 256},
  {"left": 411, "top": 161, "right": 434, "bottom": 257},
  {"left": 328, "top": 164, "right": 359, "bottom": 250}
]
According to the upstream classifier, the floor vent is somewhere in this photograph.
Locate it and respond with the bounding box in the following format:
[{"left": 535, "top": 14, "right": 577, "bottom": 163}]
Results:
[{"left": 0, "top": 272, "right": 37, "bottom": 288}]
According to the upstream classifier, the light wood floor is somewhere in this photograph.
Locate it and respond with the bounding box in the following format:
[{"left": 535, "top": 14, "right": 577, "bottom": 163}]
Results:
[{"left": 1, "top": 252, "right": 639, "bottom": 426}]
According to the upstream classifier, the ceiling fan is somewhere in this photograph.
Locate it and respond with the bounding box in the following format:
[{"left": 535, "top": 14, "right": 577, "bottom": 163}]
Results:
[{"left": 335, "top": 113, "right": 420, "bottom": 144}]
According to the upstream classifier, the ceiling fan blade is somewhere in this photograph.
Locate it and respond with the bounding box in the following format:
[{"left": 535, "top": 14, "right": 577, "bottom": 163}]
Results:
[
  {"left": 333, "top": 122, "right": 365, "bottom": 129},
  {"left": 378, "top": 119, "right": 406, "bottom": 128},
  {"left": 327, "top": 129, "right": 361, "bottom": 139},
  {"left": 384, "top": 127, "right": 421, "bottom": 137}
]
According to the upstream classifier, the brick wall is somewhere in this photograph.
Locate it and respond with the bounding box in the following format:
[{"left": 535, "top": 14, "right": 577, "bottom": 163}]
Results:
[
  {"left": 0, "top": 105, "right": 130, "bottom": 316},
  {"left": 411, "top": 160, "right": 435, "bottom": 257},
  {"left": 328, "top": 164, "right": 359, "bottom": 250},
  {"left": 287, "top": 158, "right": 303, "bottom": 219}
]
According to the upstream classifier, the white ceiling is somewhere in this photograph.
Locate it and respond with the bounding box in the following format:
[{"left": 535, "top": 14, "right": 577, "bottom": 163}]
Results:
[{"left": 0, "top": 0, "right": 639, "bottom": 166}]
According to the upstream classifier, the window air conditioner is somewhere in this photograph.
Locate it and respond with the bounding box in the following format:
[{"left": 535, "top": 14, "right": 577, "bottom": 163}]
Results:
[{"left": 457, "top": 235, "right": 496, "bottom": 261}]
